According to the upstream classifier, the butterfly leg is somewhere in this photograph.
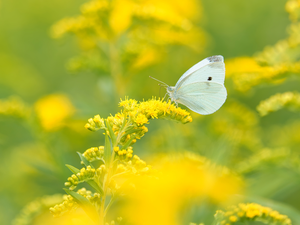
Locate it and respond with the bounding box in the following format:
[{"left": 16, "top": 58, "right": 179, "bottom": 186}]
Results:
[{"left": 162, "top": 92, "right": 168, "bottom": 101}]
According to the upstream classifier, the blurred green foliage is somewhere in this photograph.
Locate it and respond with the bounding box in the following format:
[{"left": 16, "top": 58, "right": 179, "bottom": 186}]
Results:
[{"left": 1, "top": 0, "right": 300, "bottom": 224}]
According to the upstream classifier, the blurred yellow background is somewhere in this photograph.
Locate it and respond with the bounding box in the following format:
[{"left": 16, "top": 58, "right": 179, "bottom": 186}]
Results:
[{"left": 1, "top": 0, "right": 300, "bottom": 224}]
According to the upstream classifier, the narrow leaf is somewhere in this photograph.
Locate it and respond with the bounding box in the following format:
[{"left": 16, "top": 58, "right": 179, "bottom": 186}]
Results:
[
  {"left": 63, "top": 188, "right": 99, "bottom": 223},
  {"left": 119, "top": 115, "right": 127, "bottom": 135},
  {"left": 106, "top": 120, "right": 116, "bottom": 146},
  {"left": 66, "top": 164, "right": 80, "bottom": 174},
  {"left": 112, "top": 160, "right": 118, "bottom": 176},
  {"left": 86, "top": 180, "right": 104, "bottom": 195},
  {"left": 123, "top": 128, "right": 140, "bottom": 137},
  {"left": 121, "top": 135, "right": 136, "bottom": 150},
  {"left": 77, "top": 152, "right": 94, "bottom": 168},
  {"left": 104, "top": 132, "right": 112, "bottom": 165}
]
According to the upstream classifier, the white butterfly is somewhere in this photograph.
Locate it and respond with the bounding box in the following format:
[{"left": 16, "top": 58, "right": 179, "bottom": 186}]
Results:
[{"left": 151, "top": 55, "right": 227, "bottom": 115}]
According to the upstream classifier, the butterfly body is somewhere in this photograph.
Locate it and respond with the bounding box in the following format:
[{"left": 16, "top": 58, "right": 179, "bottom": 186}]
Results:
[{"left": 166, "top": 55, "right": 227, "bottom": 115}]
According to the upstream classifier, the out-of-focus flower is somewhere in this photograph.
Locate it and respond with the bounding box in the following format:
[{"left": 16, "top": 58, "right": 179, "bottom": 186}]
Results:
[
  {"left": 286, "top": 0, "right": 300, "bottom": 22},
  {"left": 225, "top": 0, "right": 300, "bottom": 93},
  {"left": 50, "top": 188, "right": 95, "bottom": 218},
  {"left": 121, "top": 153, "right": 243, "bottom": 225},
  {"left": 51, "top": 0, "right": 205, "bottom": 96},
  {"left": 211, "top": 101, "right": 262, "bottom": 152},
  {"left": 257, "top": 91, "right": 300, "bottom": 116},
  {"left": 225, "top": 57, "right": 290, "bottom": 92},
  {"left": 51, "top": 0, "right": 202, "bottom": 41},
  {"left": 35, "top": 94, "right": 75, "bottom": 131},
  {"left": 12, "top": 194, "right": 63, "bottom": 225},
  {"left": 215, "top": 203, "right": 291, "bottom": 225},
  {"left": 0, "top": 96, "right": 30, "bottom": 118},
  {"left": 269, "top": 121, "right": 300, "bottom": 149},
  {"left": 235, "top": 148, "right": 290, "bottom": 174}
]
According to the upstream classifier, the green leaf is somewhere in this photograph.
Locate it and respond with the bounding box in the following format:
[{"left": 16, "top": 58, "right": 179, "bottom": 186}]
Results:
[
  {"left": 66, "top": 164, "right": 80, "bottom": 174},
  {"left": 63, "top": 188, "right": 99, "bottom": 223},
  {"left": 122, "top": 128, "right": 139, "bottom": 137},
  {"left": 77, "top": 152, "right": 94, "bottom": 168},
  {"left": 106, "top": 120, "right": 116, "bottom": 146},
  {"left": 121, "top": 135, "right": 136, "bottom": 150},
  {"left": 112, "top": 160, "right": 118, "bottom": 176},
  {"left": 104, "top": 131, "right": 112, "bottom": 165},
  {"left": 86, "top": 180, "right": 104, "bottom": 195},
  {"left": 119, "top": 115, "right": 127, "bottom": 133}
]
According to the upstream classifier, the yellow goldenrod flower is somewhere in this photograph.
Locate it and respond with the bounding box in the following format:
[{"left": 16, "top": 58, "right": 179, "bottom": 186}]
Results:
[
  {"left": 229, "top": 216, "right": 237, "bottom": 222},
  {"left": 84, "top": 122, "right": 95, "bottom": 131},
  {"left": 82, "top": 146, "right": 105, "bottom": 161},
  {"left": 12, "top": 194, "right": 63, "bottom": 225},
  {"left": 225, "top": 57, "right": 290, "bottom": 92},
  {"left": 51, "top": 0, "right": 206, "bottom": 96},
  {"left": 211, "top": 101, "right": 261, "bottom": 151},
  {"left": 134, "top": 113, "right": 149, "bottom": 126},
  {"left": 35, "top": 94, "right": 75, "bottom": 131},
  {"left": 0, "top": 96, "right": 30, "bottom": 118},
  {"left": 93, "top": 114, "right": 105, "bottom": 128},
  {"left": 122, "top": 153, "right": 242, "bottom": 225},
  {"left": 109, "top": 0, "right": 134, "bottom": 35},
  {"left": 286, "top": 0, "right": 300, "bottom": 22},
  {"left": 215, "top": 203, "right": 291, "bottom": 225},
  {"left": 86, "top": 98, "right": 192, "bottom": 148},
  {"left": 257, "top": 91, "right": 300, "bottom": 116},
  {"left": 236, "top": 148, "right": 290, "bottom": 174}
]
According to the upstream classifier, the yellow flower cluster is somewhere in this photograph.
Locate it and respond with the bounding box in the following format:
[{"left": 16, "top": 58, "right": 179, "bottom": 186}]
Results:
[
  {"left": 251, "top": 1, "right": 300, "bottom": 75},
  {"left": 65, "top": 165, "right": 104, "bottom": 191},
  {"left": 82, "top": 146, "right": 105, "bottom": 162},
  {"left": 121, "top": 98, "right": 192, "bottom": 121},
  {"left": 85, "top": 98, "right": 192, "bottom": 147},
  {"left": 211, "top": 101, "right": 261, "bottom": 152},
  {"left": 225, "top": 57, "right": 293, "bottom": 92},
  {"left": 51, "top": 0, "right": 201, "bottom": 40},
  {"left": 115, "top": 153, "right": 150, "bottom": 176},
  {"left": 122, "top": 153, "right": 242, "bottom": 225},
  {"left": 12, "top": 194, "right": 63, "bottom": 225},
  {"left": 270, "top": 120, "right": 300, "bottom": 147},
  {"left": 215, "top": 203, "right": 291, "bottom": 225},
  {"left": 236, "top": 148, "right": 290, "bottom": 174},
  {"left": 0, "top": 96, "right": 29, "bottom": 118},
  {"left": 226, "top": 0, "right": 300, "bottom": 92},
  {"left": 50, "top": 188, "right": 94, "bottom": 217},
  {"left": 286, "top": 0, "right": 300, "bottom": 22},
  {"left": 257, "top": 91, "right": 300, "bottom": 116},
  {"left": 35, "top": 94, "right": 75, "bottom": 131},
  {"left": 51, "top": 0, "right": 205, "bottom": 77},
  {"left": 255, "top": 40, "right": 300, "bottom": 67},
  {"left": 111, "top": 146, "right": 150, "bottom": 178}
]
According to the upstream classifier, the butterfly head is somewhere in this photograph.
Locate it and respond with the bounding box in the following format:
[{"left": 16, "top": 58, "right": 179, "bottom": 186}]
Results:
[{"left": 167, "top": 86, "right": 175, "bottom": 93}]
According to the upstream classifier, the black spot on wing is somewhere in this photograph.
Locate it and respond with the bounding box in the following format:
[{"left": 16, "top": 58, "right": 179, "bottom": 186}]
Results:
[{"left": 208, "top": 77, "right": 212, "bottom": 81}]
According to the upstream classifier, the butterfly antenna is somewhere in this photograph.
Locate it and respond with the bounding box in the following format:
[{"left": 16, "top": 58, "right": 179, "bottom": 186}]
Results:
[{"left": 149, "top": 76, "right": 169, "bottom": 87}]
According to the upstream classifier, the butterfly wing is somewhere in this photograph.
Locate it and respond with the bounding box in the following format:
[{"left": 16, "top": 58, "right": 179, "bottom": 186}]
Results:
[
  {"left": 174, "top": 82, "right": 227, "bottom": 115},
  {"left": 175, "top": 55, "right": 225, "bottom": 88}
]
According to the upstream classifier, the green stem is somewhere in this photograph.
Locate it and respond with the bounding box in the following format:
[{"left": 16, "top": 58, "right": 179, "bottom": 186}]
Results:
[
  {"left": 104, "top": 195, "right": 115, "bottom": 218},
  {"left": 109, "top": 42, "right": 125, "bottom": 97},
  {"left": 99, "top": 121, "right": 129, "bottom": 224}
]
